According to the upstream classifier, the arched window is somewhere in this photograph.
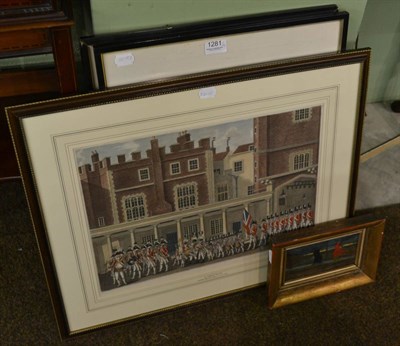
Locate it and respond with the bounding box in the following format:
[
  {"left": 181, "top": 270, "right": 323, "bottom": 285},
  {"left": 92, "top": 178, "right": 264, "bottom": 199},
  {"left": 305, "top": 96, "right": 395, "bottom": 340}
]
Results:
[{"left": 292, "top": 150, "right": 312, "bottom": 171}]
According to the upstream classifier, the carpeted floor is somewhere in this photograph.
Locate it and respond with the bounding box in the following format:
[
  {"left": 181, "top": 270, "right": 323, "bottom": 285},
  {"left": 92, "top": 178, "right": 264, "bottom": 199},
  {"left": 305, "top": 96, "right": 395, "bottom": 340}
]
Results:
[{"left": 0, "top": 180, "right": 399, "bottom": 345}]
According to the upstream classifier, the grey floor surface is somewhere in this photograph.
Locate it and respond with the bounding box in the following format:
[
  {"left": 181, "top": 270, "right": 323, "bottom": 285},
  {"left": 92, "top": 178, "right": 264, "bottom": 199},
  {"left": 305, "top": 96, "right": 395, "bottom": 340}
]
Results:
[{"left": 355, "top": 102, "right": 400, "bottom": 210}]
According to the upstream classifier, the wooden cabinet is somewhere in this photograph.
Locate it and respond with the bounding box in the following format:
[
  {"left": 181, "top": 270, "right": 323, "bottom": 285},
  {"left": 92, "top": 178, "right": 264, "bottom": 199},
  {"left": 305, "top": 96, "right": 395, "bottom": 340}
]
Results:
[{"left": 0, "top": 0, "right": 77, "bottom": 179}]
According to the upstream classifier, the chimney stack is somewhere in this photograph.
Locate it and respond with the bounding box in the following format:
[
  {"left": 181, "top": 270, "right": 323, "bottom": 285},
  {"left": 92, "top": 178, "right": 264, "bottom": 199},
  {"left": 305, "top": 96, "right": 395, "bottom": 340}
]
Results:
[
  {"left": 131, "top": 151, "right": 141, "bottom": 160},
  {"left": 117, "top": 154, "right": 126, "bottom": 164}
]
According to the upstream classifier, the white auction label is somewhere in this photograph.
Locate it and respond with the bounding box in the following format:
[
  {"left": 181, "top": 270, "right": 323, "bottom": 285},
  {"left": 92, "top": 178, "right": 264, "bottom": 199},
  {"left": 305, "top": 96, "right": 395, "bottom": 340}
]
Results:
[
  {"left": 199, "top": 87, "right": 217, "bottom": 99},
  {"left": 204, "top": 39, "right": 227, "bottom": 55},
  {"left": 114, "top": 53, "right": 134, "bottom": 67}
]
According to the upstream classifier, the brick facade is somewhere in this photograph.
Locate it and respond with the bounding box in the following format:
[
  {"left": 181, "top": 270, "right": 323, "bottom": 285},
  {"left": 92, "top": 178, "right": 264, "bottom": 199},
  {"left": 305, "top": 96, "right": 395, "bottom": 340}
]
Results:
[
  {"left": 254, "top": 107, "right": 320, "bottom": 193},
  {"left": 80, "top": 133, "right": 213, "bottom": 229},
  {"left": 81, "top": 108, "right": 320, "bottom": 231}
]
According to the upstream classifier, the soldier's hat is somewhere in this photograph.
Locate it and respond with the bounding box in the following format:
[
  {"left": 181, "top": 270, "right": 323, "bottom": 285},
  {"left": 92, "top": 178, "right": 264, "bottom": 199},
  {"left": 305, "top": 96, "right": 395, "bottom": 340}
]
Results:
[
  {"left": 146, "top": 242, "right": 152, "bottom": 247},
  {"left": 133, "top": 244, "right": 140, "bottom": 250},
  {"left": 154, "top": 240, "right": 160, "bottom": 246}
]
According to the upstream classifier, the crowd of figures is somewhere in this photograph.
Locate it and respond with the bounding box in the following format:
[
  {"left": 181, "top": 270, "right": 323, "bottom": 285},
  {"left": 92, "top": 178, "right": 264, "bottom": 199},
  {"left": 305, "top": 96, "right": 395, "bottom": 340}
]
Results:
[
  {"left": 106, "top": 234, "right": 249, "bottom": 288},
  {"left": 261, "top": 203, "right": 314, "bottom": 235},
  {"left": 105, "top": 204, "right": 314, "bottom": 289}
]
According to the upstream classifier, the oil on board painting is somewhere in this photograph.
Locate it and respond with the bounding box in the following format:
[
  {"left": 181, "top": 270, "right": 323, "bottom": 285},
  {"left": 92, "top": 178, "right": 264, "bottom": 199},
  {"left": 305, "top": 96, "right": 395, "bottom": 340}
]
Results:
[
  {"left": 75, "top": 106, "right": 321, "bottom": 291},
  {"left": 283, "top": 232, "right": 362, "bottom": 284}
]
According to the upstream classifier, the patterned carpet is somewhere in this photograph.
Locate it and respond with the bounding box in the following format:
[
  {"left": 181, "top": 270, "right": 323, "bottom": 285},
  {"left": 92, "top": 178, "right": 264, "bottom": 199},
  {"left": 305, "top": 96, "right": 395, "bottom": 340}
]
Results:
[{"left": 1, "top": 180, "right": 399, "bottom": 345}]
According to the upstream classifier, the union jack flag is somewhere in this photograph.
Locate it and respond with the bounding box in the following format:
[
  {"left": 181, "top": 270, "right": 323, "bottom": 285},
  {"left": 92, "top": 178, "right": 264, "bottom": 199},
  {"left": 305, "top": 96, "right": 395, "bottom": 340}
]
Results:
[{"left": 242, "top": 209, "right": 252, "bottom": 235}]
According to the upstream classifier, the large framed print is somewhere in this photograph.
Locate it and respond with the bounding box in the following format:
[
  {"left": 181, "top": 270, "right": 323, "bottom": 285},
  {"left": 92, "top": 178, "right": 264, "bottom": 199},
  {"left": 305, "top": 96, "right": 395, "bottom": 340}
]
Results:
[
  {"left": 267, "top": 214, "right": 385, "bottom": 309},
  {"left": 80, "top": 5, "right": 348, "bottom": 89},
  {"left": 7, "top": 50, "right": 369, "bottom": 337}
]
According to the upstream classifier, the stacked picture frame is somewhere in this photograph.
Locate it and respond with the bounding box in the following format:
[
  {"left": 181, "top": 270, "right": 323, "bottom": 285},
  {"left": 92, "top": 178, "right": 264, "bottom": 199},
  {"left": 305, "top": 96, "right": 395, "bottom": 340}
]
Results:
[
  {"left": 6, "top": 4, "right": 384, "bottom": 339},
  {"left": 80, "top": 4, "right": 348, "bottom": 90}
]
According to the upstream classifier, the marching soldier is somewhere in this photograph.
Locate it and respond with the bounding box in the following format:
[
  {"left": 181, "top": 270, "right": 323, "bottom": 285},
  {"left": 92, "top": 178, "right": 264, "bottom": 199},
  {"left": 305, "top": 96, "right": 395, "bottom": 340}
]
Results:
[
  {"left": 259, "top": 218, "right": 269, "bottom": 246},
  {"left": 248, "top": 221, "right": 258, "bottom": 250}
]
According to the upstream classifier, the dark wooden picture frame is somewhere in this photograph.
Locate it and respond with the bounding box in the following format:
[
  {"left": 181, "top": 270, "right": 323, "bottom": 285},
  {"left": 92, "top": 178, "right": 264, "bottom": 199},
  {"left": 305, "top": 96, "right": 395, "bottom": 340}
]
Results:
[
  {"left": 80, "top": 4, "right": 348, "bottom": 90},
  {"left": 6, "top": 50, "right": 369, "bottom": 338}
]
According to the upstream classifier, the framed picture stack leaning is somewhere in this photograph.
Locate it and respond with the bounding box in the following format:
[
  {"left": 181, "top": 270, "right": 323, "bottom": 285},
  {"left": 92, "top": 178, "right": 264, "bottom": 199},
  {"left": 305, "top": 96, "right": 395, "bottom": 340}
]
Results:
[
  {"left": 7, "top": 49, "right": 370, "bottom": 337},
  {"left": 80, "top": 4, "right": 348, "bottom": 90}
]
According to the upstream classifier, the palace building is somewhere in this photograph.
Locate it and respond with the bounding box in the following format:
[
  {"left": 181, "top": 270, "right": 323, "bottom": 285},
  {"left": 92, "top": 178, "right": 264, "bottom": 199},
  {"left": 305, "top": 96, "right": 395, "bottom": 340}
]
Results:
[
  {"left": 254, "top": 107, "right": 321, "bottom": 212},
  {"left": 79, "top": 132, "right": 214, "bottom": 230},
  {"left": 79, "top": 108, "right": 320, "bottom": 273}
]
